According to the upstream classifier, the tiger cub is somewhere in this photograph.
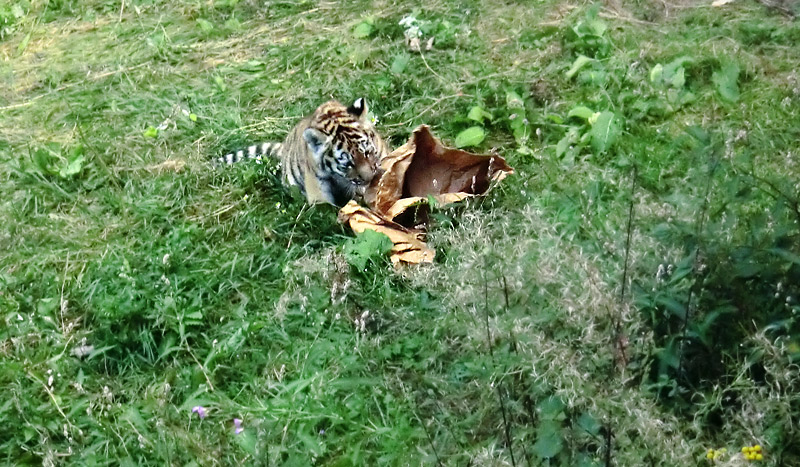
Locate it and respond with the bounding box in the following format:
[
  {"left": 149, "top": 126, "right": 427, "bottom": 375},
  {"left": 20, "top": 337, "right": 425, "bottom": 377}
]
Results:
[{"left": 218, "top": 98, "right": 387, "bottom": 207}]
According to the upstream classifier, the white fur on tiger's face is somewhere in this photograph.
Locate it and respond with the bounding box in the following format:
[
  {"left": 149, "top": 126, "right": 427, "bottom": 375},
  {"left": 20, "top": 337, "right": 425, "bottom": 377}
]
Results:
[{"left": 217, "top": 98, "right": 387, "bottom": 207}]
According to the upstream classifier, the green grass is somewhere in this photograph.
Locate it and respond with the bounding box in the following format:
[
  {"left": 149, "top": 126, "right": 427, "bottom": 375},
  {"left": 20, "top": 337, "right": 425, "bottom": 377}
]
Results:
[{"left": 2, "top": 0, "right": 800, "bottom": 465}]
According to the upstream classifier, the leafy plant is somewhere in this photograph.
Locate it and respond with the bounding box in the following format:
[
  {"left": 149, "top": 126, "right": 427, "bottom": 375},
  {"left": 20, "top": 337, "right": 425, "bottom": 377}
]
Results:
[
  {"left": 712, "top": 60, "right": 740, "bottom": 103},
  {"left": 29, "top": 143, "right": 86, "bottom": 179},
  {"left": 0, "top": 2, "right": 26, "bottom": 40},
  {"left": 453, "top": 103, "right": 493, "bottom": 148},
  {"left": 353, "top": 17, "right": 375, "bottom": 39},
  {"left": 566, "top": 5, "right": 611, "bottom": 59},
  {"left": 343, "top": 229, "right": 393, "bottom": 271},
  {"left": 555, "top": 105, "right": 622, "bottom": 161}
]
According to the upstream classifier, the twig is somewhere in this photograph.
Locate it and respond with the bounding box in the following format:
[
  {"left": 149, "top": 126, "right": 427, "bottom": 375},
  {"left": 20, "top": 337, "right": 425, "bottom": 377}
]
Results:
[
  {"left": 619, "top": 166, "right": 637, "bottom": 309},
  {"left": 483, "top": 255, "right": 517, "bottom": 467},
  {"left": 399, "top": 380, "right": 444, "bottom": 467},
  {"left": 501, "top": 274, "right": 534, "bottom": 467},
  {"left": 286, "top": 203, "right": 309, "bottom": 251},
  {"left": 604, "top": 424, "right": 613, "bottom": 467},
  {"left": 186, "top": 346, "right": 215, "bottom": 392},
  {"left": 418, "top": 413, "right": 444, "bottom": 467},
  {"left": 747, "top": 172, "right": 800, "bottom": 232},
  {"left": 613, "top": 166, "right": 637, "bottom": 374},
  {"left": 418, "top": 49, "right": 448, "bottom": 86},
  {"left": 677, "top": 146, "right": 719, "bottom": 380}
]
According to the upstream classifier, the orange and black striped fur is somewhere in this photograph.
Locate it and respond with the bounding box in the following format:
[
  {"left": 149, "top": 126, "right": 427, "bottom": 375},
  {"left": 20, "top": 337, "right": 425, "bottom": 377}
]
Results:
[{"left": 217, "top": 98, "right": 387, "bottom": 207}]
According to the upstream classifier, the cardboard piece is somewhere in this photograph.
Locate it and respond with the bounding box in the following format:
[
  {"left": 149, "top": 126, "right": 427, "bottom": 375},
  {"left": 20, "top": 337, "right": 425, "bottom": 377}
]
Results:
[
  {"left": 339, "top": 125, "right": 514, "bottom": 265},
  {"left": 338, "top": 201, "right": 435, "bottom": 265}
]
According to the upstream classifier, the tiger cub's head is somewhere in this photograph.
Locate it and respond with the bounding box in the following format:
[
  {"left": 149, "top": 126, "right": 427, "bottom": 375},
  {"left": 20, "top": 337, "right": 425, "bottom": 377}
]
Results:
[{"left": 302, "top": 98, "right": 386, "bottom": 196}]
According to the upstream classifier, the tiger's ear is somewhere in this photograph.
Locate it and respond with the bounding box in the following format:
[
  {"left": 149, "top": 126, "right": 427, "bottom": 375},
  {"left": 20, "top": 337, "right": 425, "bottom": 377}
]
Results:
[
  {"left": 347, "top": 97, "right": 368, "bottom": 120},
  {"left": 303, "top": 128, "right": 329, "bottom": 158}
]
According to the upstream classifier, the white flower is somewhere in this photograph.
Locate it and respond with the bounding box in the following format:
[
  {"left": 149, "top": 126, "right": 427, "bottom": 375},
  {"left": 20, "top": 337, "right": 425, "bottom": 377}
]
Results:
[{"left": 398, "top": 15, "right": 417, "bottom": 28}]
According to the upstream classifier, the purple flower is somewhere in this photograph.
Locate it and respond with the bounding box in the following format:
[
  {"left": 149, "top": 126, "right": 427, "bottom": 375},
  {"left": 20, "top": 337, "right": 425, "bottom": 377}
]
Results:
[
  {"left": 191, "top": 406, "right": 207, "bottom": 419},
  {"left": 233, "top": 418, "right": 243, "bottom": 434}
]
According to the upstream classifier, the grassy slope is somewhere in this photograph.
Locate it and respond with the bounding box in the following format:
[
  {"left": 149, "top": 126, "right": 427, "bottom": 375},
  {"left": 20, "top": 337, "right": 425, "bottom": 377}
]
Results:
[{"left": 1, "top": 0, "right": 799, "bottom": 465}]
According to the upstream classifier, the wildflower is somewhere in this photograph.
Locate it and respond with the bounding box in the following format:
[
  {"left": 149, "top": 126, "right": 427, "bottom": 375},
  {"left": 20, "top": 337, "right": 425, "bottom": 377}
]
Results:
[
  {"left": 706, "top": 447, "right": 727, "bottom": 461},
  {"left": 233, "top": 418, "right": 244, "bottom": 434},
  {"left": 191, "top": 406, "right": 207, "bottom": 419},
  {"left": 742, "top": 444, "right": 763, "bottom": 461},
  {"left": 398, "top": 15, "right": 417, "bottom": 28}
]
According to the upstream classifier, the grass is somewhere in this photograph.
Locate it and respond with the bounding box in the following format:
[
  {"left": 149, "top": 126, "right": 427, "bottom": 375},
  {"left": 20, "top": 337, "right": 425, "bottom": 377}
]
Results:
[{"left": 2, "top": 0, "right": 800, "bottom": 465}]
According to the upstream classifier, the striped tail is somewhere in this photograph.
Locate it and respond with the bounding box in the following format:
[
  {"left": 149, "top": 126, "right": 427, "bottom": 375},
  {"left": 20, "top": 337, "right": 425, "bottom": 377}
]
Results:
[{"left": 217, "top": 142, "right": 282, "bottom": 165}]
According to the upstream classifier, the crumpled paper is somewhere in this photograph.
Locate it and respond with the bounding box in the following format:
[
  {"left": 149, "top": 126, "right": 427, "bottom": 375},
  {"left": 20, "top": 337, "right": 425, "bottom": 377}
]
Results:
[{"left": 339, "top": 125, "right": 514, "bottom": 265}]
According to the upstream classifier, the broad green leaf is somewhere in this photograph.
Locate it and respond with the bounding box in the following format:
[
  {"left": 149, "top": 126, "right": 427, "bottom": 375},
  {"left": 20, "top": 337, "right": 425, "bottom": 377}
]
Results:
[
  {"left": 537, "top": 396, "right": 566, "bottom": 420},
  {"left": 713, "top": 61, "right": 740, "bottom": 103},
  {"left": 196, "top": 18, "right": 214, "bottom": 33},
  {"left": 652, "top": 57, "right": 693, "bottom": 88},
  {"left": 769, "top": 248, "right": 800, "bottom": 265},
  {"left": 235, "top": 429, "right": 257, "bottom": 455},
  {"left": 533, "top": 420, "right": 564, "bottom": 459},
  {"left": 657, "top": 338, "right": 681, "bottom": 370},
  {"left": 17, "top": 31, "right": 31, "bottom": 55},
  {"left": 348, "top": 46, "right": 370, "bottom": 65},
  {"left": 213, "top": 76, "right": 227, "bottom": 91},
  {"left": 566, "top": 55, "right": 592, "bottom": 79},
  {"left": 655, "top": 296, "right": 686, "bottom": 319},
  {"left": 505, "top": 90, "right": 525, "bottom": 110},
  {"left": 390, "top": 54, "right": 410, "bottom": 74},
  {"left": 189, "top": 113, "right": 198, "bottom": 122},
  {"left": 59, "top": 155, "right": 85, "bottom": 178},
  {"left": 678, "top": 90, "right": 695, "bottom": 106},
  {"left": 670, "top": 67, "right": 685, "bottom": 88},
  {"left": 664, "top": 56, "right": 694, "bottom": 77},
  {"left": 589, "top": 111, "right": 620, "bottom": 153},
  {"left": 223, "top": 18, "right": 241, "bottom": 32},
  {"left": 353, "top": 21, "right": 374, "bottom": 39},
  {"left": 185, "top": 311, "right": 204, "bottom": 320},
  {"left": 122, "top": 407, "right": 148, "bottom": 431},
  {"left": 685, "top": 125, "right": 710, "bottom": 144},
  {"left": 556, "top": 134, "right": 571, "bottom": 159},
  {"left": 143, "top": 126, "right": 158, "bottom": 138},
  {"left": 733, "top": 261, "right": 762, "bottom": 278},
  {"left": 11, "top": 4, "right": 25, "bottom": 18},
  {"left": 568, "top": 105, "right": 594, "bottom": 120},
  {"left": 344, "top": 229, "right": 393, "bottom": 270},
  {"left": 576, "top": 412, "right": 601, "bottom": 437},
  {"left": 649, "top": 63, "right": 663, "bottom": 83},
  {"left": 467, "top": 106, "right": 493, "bottom": 123},
  {"left": 588, "top": 18, "right": 607, "bottom": 37},
  {"left": 454, "top": 126, "right": 486, "bottom": 148},
  {"left": 32, "top": 147, "right": 57, "bottom": 174}
]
